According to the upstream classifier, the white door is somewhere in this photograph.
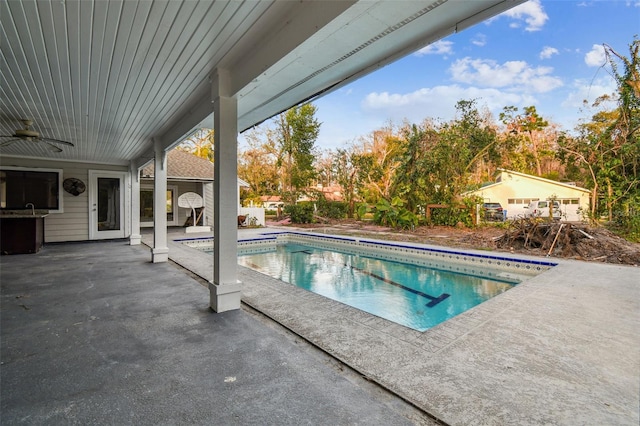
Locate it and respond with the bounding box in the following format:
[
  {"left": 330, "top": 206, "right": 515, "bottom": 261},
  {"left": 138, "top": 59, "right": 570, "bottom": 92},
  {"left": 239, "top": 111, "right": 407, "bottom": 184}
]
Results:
[{"left": 89, "top": 171, "right": 127, "bottom": 239}]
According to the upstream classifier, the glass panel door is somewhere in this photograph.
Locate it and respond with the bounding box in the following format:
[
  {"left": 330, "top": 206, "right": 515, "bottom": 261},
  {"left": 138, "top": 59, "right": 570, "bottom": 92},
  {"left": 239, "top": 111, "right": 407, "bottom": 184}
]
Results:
[
  {"left": 140, "top": 189, "right": 154, "bottom": 225},
  {"left": 97, "top": 177, "right": 121, "bottom": 231},
  {"left": 166, "top": 188, "right": 174, "bottom": 222},
  {"left": 89, "top": 171, "right": 126, "bottom": 239}
]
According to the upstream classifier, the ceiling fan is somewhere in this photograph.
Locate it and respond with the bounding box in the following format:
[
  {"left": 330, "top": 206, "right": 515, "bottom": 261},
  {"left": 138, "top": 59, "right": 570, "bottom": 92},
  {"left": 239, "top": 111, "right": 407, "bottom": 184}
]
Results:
[{"left": 0, "top": 119, "right": 74, "bottom": 153}]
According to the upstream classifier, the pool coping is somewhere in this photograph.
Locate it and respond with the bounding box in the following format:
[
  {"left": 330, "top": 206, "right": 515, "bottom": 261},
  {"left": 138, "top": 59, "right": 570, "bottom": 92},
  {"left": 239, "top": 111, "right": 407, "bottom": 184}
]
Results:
[
  {"left": 151, "top": 228, "right": 640, "bottom": 425},
  {"left": 177, "top": 230, "right": 558, "bottom": 278}
]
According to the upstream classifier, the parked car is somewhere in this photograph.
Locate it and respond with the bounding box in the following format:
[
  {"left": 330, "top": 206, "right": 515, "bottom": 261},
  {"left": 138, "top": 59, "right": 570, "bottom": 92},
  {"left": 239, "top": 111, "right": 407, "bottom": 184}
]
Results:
[
  {"left": 482, "top": 202, "right": 504, "bottom": 221},
  {"left": 524, "top": 200, "right": 561, "bottom": 220}
]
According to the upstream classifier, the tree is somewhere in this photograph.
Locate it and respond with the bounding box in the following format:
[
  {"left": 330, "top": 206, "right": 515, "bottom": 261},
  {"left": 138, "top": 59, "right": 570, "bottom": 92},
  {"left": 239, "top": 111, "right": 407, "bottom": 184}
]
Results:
[
  {"left": 558, "top": 38, "right": 640, "bottom": 226},
  {"left": 237, "top": 127, "right": 280, "bottom": 199},
  {"left": 499, "top": 105, "right": 551, "bottom": 176},
  {"left": 177, "top": 128, "right": 214, "bottom": 161},
  {"left": 557, "top": 114, "right": 612, "bottom": 221},
  {"left": 333, "top": 148, "right": 359, "bottom": 217},
  {"left": 276, "top": 103, "right": 321, "bottom": 201},
  {"left": 354, "top": 125, "right": 403, "bottom": 203},
  {"left": 415, "top": 100, "right": 497, "bottom": 205},
  {"left": 315, "top": 149, "right": 335, "bottom": 188},
  {"left": 390, "top": 121, "right": 435, "bottom": 212}
]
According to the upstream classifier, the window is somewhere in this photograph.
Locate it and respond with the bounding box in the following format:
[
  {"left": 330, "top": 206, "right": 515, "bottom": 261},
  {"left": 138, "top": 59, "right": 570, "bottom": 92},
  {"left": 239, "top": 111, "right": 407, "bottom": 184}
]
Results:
[
  {"left": 140, "top": 185, "right": 178, "bottom": 226},
  {"left": 507, "top": 198, "right": 539, "bottom": 205},
  {"left": 560, "top": 199, "right": 580, "bottom": 205},
  {"left": 0, "top": 167, "right": 63, "bottom": 212}
]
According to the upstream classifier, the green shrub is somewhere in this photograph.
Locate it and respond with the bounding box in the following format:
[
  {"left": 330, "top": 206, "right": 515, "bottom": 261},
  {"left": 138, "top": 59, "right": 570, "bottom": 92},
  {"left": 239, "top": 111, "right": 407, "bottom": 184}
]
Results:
[
  {"left": 284, "top": 202, "right": 315, "bottom": 223},
  {"left": 317, "top": 201, "right": 348, "bottom": 219},
  {"left": 373, "top": 197, "right": 418, "bottom": 230},
  {"left": 355, "top": 203, "right": 370, "bottom": 221},
  {"left": 425, "top": 197, "right": 477, "bottom": 227},
  {"left": 429, "top": 206, "right": 474, "bottom": 227},
  {"left": 610, "top": 212, "right": 640, "bottom": 242}
]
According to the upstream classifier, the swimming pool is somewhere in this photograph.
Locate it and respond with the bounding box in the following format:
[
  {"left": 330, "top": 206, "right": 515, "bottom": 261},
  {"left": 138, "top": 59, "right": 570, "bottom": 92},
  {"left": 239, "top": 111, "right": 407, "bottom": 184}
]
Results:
[{"left": 180, "top": 232, "right": 556, "bottom": 332}]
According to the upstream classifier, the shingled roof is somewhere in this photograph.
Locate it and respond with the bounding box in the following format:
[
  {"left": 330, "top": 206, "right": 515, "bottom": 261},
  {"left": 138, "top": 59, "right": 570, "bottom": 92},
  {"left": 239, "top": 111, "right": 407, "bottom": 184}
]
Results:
[{"left": 141, "top": 149, "right": 214, "bottom": 181}]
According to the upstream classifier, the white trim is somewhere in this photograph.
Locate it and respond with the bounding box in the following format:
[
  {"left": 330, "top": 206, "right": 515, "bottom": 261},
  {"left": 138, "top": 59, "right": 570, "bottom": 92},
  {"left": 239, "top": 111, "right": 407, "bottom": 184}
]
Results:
[
  {"left": 0, "top": 154, "right": 130, "bottom": 167},
  {"left": 88, "top": 170, "right": 129, "bottom": 240}
]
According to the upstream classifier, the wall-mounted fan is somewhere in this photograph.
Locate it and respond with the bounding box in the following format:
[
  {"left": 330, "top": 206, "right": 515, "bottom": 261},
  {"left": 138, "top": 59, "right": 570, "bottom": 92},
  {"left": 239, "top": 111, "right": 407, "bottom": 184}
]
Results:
[{"left": 0, "top": 119, "right": 74, "bottom": 153}]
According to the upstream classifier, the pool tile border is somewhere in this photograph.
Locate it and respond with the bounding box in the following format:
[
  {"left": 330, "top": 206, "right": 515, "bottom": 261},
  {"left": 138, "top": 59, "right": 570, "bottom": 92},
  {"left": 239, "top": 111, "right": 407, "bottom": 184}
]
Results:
[{"left": 176, "top": 231, "right": 557, "bottom": 281}]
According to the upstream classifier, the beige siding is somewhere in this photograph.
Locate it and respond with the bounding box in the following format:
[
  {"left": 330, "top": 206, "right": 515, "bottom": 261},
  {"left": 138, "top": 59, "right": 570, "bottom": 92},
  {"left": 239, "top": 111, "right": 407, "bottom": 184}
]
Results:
[
  {"left": 1, "top": 158, "right": 126, "bottom": 242},
  {"left": 203, "top": 182, "right": 214, "bottom": 226},
  {"left": 46, "top": 165, "right": 89, "bottom": 242}
]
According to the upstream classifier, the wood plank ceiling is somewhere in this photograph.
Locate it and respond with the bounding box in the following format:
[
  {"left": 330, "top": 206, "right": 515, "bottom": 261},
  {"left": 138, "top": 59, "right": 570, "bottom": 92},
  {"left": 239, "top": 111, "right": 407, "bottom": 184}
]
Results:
[{"left": 0, "top": 0, "right": 522, "bottom": 166}]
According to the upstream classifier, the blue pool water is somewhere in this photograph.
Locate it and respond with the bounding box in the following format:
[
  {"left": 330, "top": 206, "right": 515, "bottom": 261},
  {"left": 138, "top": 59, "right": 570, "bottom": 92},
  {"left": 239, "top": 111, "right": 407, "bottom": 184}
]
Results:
[{"left": 237, "top": 243, "right": 519, "bottom": 332}]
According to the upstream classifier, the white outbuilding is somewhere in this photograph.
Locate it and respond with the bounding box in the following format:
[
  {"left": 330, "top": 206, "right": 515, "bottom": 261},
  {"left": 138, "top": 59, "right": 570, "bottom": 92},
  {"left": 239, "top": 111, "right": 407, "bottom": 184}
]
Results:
[{"left": 465, "top": 169, "right": 591, "bottom": 221}]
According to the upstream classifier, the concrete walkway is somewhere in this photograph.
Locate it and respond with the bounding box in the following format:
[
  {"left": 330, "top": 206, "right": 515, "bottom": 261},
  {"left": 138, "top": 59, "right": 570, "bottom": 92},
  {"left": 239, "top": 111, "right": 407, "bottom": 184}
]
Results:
[
  {"left": 164, "top": 226, "right": 640, "bottom": 425},
  {"left": 1, "top": 240, "right": 433, "bottom": 425}
]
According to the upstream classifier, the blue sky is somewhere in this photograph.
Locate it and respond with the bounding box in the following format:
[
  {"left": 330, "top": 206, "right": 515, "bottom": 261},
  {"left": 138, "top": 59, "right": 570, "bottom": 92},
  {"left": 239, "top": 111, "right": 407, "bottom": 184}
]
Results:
[{"left": 305, "top": 0, "right": 639, "bottom": 150}]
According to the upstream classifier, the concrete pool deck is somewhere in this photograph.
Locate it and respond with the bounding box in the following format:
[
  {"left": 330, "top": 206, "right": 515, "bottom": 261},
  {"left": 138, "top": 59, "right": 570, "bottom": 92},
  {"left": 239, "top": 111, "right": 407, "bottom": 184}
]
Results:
[
  {"left": 2, "top": 226, "right": 638, "bottom": 425},
  {"left": 1, "top": 238, "right": 432, "bottom": 425},
  {"left": 165, "top": 226, "right": 639, "bottom": 425}
]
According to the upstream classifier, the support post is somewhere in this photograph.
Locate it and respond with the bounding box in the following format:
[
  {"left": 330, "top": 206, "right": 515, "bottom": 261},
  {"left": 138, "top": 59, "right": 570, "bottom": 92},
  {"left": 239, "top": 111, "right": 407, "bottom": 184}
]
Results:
[
  {"left": 129, "top": 161, "right": 142, "bottom": 245},
  {"left": 152, "top": 140, "right": 169, "bottom": 263},
  {"left": 210, "top": 68, "right": 241, "bottom": 312}
]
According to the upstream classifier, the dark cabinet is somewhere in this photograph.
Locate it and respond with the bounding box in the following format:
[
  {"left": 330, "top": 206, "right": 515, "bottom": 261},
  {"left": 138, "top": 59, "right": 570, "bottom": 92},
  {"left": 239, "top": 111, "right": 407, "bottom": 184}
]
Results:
[{"left": 0, "top": 216, "right": 46, "bottom": 254}]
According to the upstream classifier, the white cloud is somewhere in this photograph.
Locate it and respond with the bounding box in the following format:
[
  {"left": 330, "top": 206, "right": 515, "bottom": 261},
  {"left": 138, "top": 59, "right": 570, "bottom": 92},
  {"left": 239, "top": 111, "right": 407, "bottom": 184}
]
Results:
[
  {"left": 585, "top": 44, "right": 607, "bottom": 67},
  {"left": 540, "top": 46, "right": 559, "bottom": 59},
  {"left": 361, "top": 85, "right": 533, "bottom": 124},
  {"left": 471, "top": 34, "right": 487, "bottom": 47},
  {"left": 448, "top": 57, "right": 563, "bottom": 93},
  {"left": 414, "top": 40, "right": 454, "bottom": 56},
  {"left": 500, "top": 0, "right": 548, "bottom": 32},
  {"left": 562, "top": 76, "right": 617, "bottom": 109}
]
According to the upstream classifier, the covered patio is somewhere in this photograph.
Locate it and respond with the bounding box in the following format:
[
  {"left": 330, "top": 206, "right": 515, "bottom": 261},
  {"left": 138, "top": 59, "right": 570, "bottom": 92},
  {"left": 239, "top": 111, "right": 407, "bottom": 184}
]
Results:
[
  {"left": 1, "top": 0, "right": 525, "bottom": 312},
  {"left": 1, "top": 239, "right": 431, "bottom": 424}
]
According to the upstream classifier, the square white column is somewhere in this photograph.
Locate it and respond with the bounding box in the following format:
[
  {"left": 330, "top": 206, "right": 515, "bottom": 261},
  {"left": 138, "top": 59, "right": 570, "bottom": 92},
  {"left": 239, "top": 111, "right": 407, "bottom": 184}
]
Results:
[
  {"left": 210, "top": 68, "right": 241, "bottom": 312},
  {"left": 152, "top": 141, "right": 169, "bottom": 263},
  {"left": 129, "top": 162, "right": 142, "bottom": 245}
]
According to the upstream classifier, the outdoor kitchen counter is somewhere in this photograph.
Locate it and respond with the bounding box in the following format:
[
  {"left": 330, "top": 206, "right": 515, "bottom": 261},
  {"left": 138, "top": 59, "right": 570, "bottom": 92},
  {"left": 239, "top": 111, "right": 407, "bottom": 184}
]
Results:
[{"left": 0, "top": 211, "right": 49, "bottom": 255}]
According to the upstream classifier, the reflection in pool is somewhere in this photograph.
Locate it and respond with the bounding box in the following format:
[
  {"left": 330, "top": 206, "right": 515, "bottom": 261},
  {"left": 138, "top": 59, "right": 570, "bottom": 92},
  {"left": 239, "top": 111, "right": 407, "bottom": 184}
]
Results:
[{"left": 237, "top": 243, "right": 519, "bottom": 332}]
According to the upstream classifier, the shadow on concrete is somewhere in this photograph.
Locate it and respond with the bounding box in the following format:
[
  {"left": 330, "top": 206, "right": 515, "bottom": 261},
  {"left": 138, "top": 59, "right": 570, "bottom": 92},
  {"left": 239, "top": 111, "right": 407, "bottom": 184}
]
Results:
[{"left": 1, "top": 240, "right": 433, "bottom": 425}]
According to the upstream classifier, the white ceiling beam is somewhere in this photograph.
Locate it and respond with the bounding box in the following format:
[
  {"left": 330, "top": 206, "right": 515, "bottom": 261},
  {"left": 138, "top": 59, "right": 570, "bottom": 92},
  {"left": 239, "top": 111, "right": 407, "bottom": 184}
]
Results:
[
  {"left": 222, "top": 0, "right": 357, "bottom": 100},
  {"left": 134, "top": 89, "right": 213, "bottom": 167}
]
